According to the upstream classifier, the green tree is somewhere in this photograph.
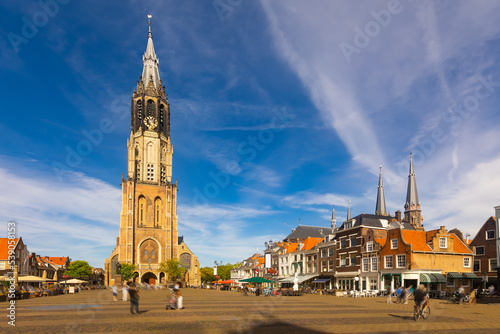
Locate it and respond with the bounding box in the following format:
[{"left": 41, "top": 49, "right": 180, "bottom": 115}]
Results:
[
  {"left": 65, "top": 260, "right": 93, "bottom": 278},
  {"left": 120, "top": 263, "right": 137, "bottom": 281},
  {"left": 200, "top": 266, "right": 216, "bottom": 283},
  {"left": 158, "top": 259, "right": 186, "bottom": 282}
]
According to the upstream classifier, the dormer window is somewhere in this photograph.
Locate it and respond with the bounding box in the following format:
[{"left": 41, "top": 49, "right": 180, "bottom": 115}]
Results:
[
  {"left": 366, "top": 241, "right": 373, "bottom": 252},
  {"left": 439, "top": 237, "right": 447, "bottom": 249}
]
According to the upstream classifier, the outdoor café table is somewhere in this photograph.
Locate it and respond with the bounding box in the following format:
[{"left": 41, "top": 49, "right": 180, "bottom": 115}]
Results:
[{"left": 429, "top": 290, "right": 440, "bottom": 299}]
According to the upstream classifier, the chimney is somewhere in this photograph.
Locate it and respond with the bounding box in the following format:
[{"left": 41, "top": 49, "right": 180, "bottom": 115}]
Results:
[
  {"left": 116, "top": 237, "right": 120, "bottom": 246},
  {"left": 395, "top": 210, "right": 401, "bottom": 222}
]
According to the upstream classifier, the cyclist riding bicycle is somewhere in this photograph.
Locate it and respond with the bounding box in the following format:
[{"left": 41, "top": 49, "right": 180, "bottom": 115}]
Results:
[{"left": 414, "top": 284, "right": 429, "bottom": 311}]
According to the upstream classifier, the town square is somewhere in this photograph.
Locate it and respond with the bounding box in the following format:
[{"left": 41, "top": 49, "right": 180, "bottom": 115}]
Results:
[{"left": 1, "top": 0, "right": 500, "bottom": 333}]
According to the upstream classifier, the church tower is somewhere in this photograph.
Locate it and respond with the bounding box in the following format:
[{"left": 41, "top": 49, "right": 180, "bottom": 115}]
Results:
[
  {"left": 105, "top": 17, "right": 200, "bottom": 286},
  {"left": 403, "top": 154, "right": 424, "bottom": 230}
]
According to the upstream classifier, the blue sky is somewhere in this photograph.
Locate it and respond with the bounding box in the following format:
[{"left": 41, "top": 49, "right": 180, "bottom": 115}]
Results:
[{"left": 1, "top": 0, "right": 500, "bottom": 268}]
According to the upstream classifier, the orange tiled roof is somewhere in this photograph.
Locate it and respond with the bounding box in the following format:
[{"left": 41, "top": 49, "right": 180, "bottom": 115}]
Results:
[
  {"left": 449, "top": 234, "right": 473, "bottom": 254},
  {"left": 375, "top": 238, "right": 386, "bottom": 248},
  {"left": 300, "top": 237, "right": 323, "bottom": 251},
  {"left": 47, "top": 257, "right": 68, "bottom": 266},
  {"left": 285, "top": 243, "right": 298, "bottom": 253},
  {"left": 401, "top": 230, "right": 433, "bottom": 252},
  {"left": 0, "top": 238, "right": 19, "bottom": 260}
]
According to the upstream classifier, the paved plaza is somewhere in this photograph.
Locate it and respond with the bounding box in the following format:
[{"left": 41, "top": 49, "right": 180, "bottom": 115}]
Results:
[{"left": 1, "top": 288, "right": 500, "bottom": 333}]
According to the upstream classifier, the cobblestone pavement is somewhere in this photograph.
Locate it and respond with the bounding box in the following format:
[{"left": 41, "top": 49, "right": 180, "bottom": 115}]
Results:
[{"left": 1, "top": 288, "right": 499, "bottom": 333}]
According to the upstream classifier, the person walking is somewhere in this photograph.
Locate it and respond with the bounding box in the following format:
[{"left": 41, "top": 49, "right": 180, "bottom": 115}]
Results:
[
  {"left": 469, "top": 288, "right": 477, "bottom": 305},
  {"left": 387, "top": 286, "right": 394, "bottom": 303},
  {"left": 112, "top": 285, "right": 118, "bottom": 302},
  {"left": 129, "top": 283, "right": 140, "bottom": 314},
  {"left": 122, "top": 281, "right": 129, "bottom": 302}
]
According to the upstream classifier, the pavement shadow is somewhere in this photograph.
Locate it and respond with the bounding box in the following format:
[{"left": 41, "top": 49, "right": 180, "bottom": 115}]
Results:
[
  {"left": 226, "top": 315, "right": 328, "bottom": 334},
  {"left": 388, "top": 314, "right": 414, "bottom": 321}
]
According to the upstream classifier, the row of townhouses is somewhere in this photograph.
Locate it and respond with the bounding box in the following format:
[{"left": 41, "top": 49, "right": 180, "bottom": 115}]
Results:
[{"left": 232, "top": 156, "right": 500, "bottom": 293}]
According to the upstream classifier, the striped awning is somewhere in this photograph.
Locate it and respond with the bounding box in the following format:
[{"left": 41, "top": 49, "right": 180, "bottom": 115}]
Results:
[
  {"left": 420, "top": 273, "right": 446, "bottom": 284},
  {"left": 447, "top": 272, "right": 462, "bottom": 279},
  {"left": 462, "top": 272, "right": 478, "bottom": 279}
]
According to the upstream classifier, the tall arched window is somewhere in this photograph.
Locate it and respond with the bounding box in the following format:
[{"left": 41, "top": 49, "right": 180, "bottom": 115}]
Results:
[
  {"left": 138, "top": 196, "right": 146, "bottom": 225},
  {"left": 154, "top": 197, "right": 162, "bottom": 225},
  {"left": 147, "top": 99, "right": 155, "bottom": 117}
]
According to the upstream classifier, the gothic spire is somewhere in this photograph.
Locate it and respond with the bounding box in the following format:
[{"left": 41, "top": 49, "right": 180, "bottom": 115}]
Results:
[
  {"left": 141, "top": 15, "right": 161, "bottom": 90},
  {"left": 330, "top": 204, "right": 336, "bottom": 229},
  {"left": 404, "top": 153, "right": 420, "bottom": 211},
  {"left": 375, "top": 166, "right": 387, "bottom": 215},
  {"left": 347, "top": 200, "right": 351, "bottom": 220}
]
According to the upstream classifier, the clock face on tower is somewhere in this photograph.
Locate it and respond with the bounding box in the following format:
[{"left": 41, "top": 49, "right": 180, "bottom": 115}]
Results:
[{"left": 144, "top": 116, "right": 158, "bottom": 130}]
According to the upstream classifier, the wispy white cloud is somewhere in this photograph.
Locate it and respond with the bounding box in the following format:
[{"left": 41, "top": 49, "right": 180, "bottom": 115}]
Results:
[
  {"left": 178, "top": 203, "right": 280, "bottom": 264},
  {"left": 0, "top": 161, "right": 121, "bottom": 267}
]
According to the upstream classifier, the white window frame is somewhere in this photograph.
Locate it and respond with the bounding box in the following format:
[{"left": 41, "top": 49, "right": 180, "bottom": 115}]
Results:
[
  {"left": 366, "top": 241, "right": 373, "bottom": 252},
  {"left": 328, "top": 248, "right": 334, "bottom": 257},
  {"left": 486, "top": 230, "right": 495, "bottom": 240},
  {"left": 489, "top": 258, "right": 498, "bottom": 272},
  {"left": 391, "top": 239, "right": 398, "bottom": 249},
  {"left": 439, "top": 237, "right": 447, "bottom": 249},
  {"left": 446, "top": 278, "right": 455, "bottom": 287},
  {"left": 461, "top": 278, "right": 470, "bottom": 287},
  {"left": 475, "top": 246, "right": 485, "bottom": 256},
  {"left": 385, "top": 255, "right": 393, "bottom": 269},
  {"left": 371, "top": 257, "right": 378, "bottom": 272},
  {"left": 396, "top": 254, "right": 406, "bottom": 268},
  {"left": 362, "top": 258, "right": 369, "bottom": 272},
  {"left": 463, "top": 257, "right": 471, "bottom": 268}
]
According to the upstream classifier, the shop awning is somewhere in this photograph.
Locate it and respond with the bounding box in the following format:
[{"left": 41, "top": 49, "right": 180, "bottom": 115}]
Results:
[
  {"left": 447, "top": 272, "right": 462, "bottom": 279},
  {"left": 312, "top": 278, "right": 331, "bottom": 283},
  {"left": 462, "top": 272, "right": 478, "bottom": 279},
  {"left": 297, "top": 275, "right": 318, "bottom": 283},
  {"left": 431, "top": 274, "right": 446, "bottom": 283},
  {"left": 420, "top": 273, "right": 446, "bottom": 284}
]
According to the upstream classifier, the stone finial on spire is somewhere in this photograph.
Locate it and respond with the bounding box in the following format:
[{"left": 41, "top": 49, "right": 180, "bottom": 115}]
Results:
[
  {"left": 347, "top": 200, "right": 351, "bottom": 220},
  {"left": 330, "top": 204, "right": 336, "bottom": 230},
  {"left": 142, "top": 14, "right": 161, "bottom": 91},
  {"left": 375, "top": 165, "right": 387, "bottom": 215}
]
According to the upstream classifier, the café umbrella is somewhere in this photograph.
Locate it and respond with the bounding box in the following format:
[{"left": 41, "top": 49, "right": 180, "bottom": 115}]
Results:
[{"left": 239, "top": 277, "right": 274, "bottom": 284}]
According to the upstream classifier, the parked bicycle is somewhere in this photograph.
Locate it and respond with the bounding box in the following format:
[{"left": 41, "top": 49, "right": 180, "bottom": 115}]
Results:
[
  {"left": 414, "top": 304, "right": 430, "bottom": 321},
  {"left": 448, "top": 291, "right": 469, "bottom": 304}
]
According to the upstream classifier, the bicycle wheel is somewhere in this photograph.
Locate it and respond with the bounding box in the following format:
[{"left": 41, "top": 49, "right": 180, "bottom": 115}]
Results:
[
  {"left": 422, "top": 307, "right": 430, "bottom": 319},
  {"left": 414, "top": 307, "right": 421, "bottom": 321}
]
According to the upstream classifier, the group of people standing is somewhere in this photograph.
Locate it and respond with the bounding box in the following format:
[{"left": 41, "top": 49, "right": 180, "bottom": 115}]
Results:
[
  {"left": 112, "top": 282, "right": 140, "bottom": 314},
  {"left": 386, "top": 285, "right": 413, "bottom": 304}
]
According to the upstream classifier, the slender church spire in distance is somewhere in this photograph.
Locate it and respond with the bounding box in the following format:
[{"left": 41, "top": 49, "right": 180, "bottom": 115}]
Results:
[
  {"left": 405, "top": 153, "right": 420, "bottom": 211},
  {"left": 347, "top": 200, "right": 351, "bottom": 220},
  {"left": 403, "top": 153, "right": 424, "bottom": 230},
  {"left": 375, "top": 165, "right": 387, "bottom": 215},
  {"left": 330, "top": 204, "right": 336, "bottom": 230}
]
